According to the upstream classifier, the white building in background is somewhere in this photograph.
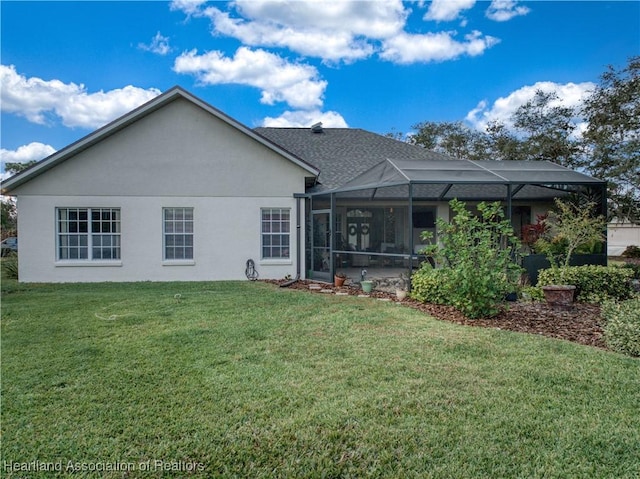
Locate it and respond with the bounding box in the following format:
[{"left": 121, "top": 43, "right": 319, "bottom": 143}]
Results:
[{"left": 608, "top": 222, "right": 640, "bottom": 256}]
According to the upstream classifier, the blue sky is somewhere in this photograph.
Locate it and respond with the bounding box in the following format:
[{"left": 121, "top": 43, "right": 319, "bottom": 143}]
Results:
[{"left": 1, "top": 1, "right": 639, "bottom": 176}]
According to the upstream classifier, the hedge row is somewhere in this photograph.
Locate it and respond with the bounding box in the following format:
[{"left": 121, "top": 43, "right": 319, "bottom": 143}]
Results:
[{"left": 537, "top": 265, "right": 634, "bottom": 303}]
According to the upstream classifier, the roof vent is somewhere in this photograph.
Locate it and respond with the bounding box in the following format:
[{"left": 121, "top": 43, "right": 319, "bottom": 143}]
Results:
[{"left": 310, "top": 122, "right": 323, "bottom": 133}]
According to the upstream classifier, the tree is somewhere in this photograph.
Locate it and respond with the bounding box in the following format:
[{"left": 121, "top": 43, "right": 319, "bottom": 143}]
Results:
[
  {"left": 1, "top": 197, "right": 17, "bottom": 237},
  {"left": 409, "top": 91, "right": 581, "bottom": 166},
  {"left": 409, "top": 121, "right": 489, "bottom": 161},
  {"left": 485, "top": 120, "right": 524, "bottom": 161},
  {"left": 581, "top": 56, "right": 640, "bottom": 223},
  {"left": 512, "top": 90, "right": 581, "bottom": 168},
  {"left": 411, "top": 200, "right": 522, "bottom": 318},
  {"left": 4, "top": 160, "right": 37, "bottom": 176},
  {"left": 401, "top": 57, "right": 639, "bottom": 222},
  {"left": 535, "top": 198, "right": 607, "bottom": 271}
]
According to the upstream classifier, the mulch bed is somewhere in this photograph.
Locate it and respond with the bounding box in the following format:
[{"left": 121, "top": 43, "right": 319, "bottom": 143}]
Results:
[{"left": 264, "top": 279, "right": 606, "bottom": 350}]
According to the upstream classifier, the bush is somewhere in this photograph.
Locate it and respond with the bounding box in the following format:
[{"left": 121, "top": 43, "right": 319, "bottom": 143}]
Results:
[
  {"left": 533, "top": 198, "right": 606, "bottom": 271},
  {"left": 1, "top": 254, "right": 18, "bottom": 280},
  {"left": 411, "top": 200, "right": 522, "bottom": 319},
  {"left": 622, "top": 262, "right": 640, "bottom": 280},
  {"left": 602, "top": 298, "right": 640, "bottom": 357},
  {"left": 521, "top": 285, "right": 545, "bottom": 302},
  {"left": 537, "top": 265, "right": 633, "bottom": 303},
  {"left": 410, "top": 266, "right": 453, "bottom": 305},
  {"left": 622, "top": 245, "right": 640, "bottom": 258}
]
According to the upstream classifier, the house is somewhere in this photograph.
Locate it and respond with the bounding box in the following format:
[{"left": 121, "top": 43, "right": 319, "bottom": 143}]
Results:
[
  {"left": 608, "top": 221, "right": 640, "bottom": 256},
  {"left": 1, "top": 87, "right": 607, "bottom": 284}
]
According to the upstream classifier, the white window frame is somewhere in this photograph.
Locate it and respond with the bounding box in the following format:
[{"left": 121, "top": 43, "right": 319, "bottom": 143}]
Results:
[
  {"left": 261, "top": 208, "right": 291, "bottom": 260},
  {"left": 163, "top": 207, "right": 194, "bottom": 263},
  {"left": 56, "top": 207, "right": 121, "bottom": 262}
]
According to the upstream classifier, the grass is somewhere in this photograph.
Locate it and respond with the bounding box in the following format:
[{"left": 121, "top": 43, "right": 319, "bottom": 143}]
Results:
[{"left": 1, "top": 277, "right": 639, "bottom": 478}]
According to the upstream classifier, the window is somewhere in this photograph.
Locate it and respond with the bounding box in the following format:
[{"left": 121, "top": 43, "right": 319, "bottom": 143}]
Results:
[
  {"left": 57, "top": 208, "right": 120, "bottom": 260},
  {"left": 262, "top": 208, "right": 290, "bottom": 259},
  {"left": 163, "top": 207, "right": 193, "bottom": 260}
]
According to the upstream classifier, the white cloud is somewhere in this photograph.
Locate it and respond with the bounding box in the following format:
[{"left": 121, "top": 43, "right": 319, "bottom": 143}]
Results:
[
  {"left": 465, "top": 81, "right": 596, "bottom": 132},
  {"left": 262, "top": 110, "right": 348, "bottom": 128},
  {"left": 1, "top": 142, "right": 56, "bottom": 165},
  {"left": 172, "top": 0, "right": 408, "bottom": 63},
  {"left": 0, "top": 65, "right": 161, "bottom": 129},
  {"left": 204, "top": 7, "right": 374, "bottom": 63},
  {"left": 171, "top": 0, "right": 505, "bottom": 68},
  {"left": 57, "top": 86, "right": 163, "bottom": 129},
  {"left": 1, "top": 142, "right": 56, "bottom": 180},
  {"left": 174, "top": 47, "right": 327, "bottom": 109},
  {"left": 231, "top": 0, "right": 406, "bottom": 37},
  {"left": 138, "top": 32, "right": 172, "bottom": 55},
  {"left": 424, "top": 0, "right": 476, "bottom": 22},
  {"left": 485, "top": 0, "right": 530, "bottom": 22},
  {"left": 380, "top": 30, "right": 500, "bottom": 64},
  {"left": 169, "top": 0, "right": 207, "bottom": 16}
]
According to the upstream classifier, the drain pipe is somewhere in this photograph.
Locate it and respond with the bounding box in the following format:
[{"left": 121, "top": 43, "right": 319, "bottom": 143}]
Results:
[{"left": 280, "top": 195, "right": 302, "bottom": 288}]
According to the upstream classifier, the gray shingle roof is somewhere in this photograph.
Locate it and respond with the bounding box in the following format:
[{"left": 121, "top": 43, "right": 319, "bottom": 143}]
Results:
[{"left": 254, "top": 127, "right": 452, "bottom": 193}]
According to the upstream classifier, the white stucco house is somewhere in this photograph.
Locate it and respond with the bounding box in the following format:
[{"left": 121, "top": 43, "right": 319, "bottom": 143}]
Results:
[
  {"left": 1, "top": 87, "right": 318, "bottom": 282},
  {"left": 1, "top": 86, "right": 607, "bottom": 284}
]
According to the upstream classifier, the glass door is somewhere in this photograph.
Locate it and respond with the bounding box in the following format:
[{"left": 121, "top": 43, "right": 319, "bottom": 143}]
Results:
[{"left": 311, "top": 210, "right": 331, "bottom": 281}]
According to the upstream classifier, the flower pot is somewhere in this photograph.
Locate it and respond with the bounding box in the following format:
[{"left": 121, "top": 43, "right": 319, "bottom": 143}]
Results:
[
  {"left": 505, "top": 292, "right": 518, "bottom": 302},
  {"left": 361, "top": 280, "right": 373, "bottom": 293},
  {"left": 334, "top": 275, "right": 346, "bottom": 287},
  {"left": 541, "top": 285, "right": 576, "bottom": 310},
  {"left": 395, "top": 289, "right": 407, "bottom": 301}
]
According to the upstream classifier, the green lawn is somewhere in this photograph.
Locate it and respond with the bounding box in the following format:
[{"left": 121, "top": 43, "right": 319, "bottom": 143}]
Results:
[{"left": 1, "top": 279, "right": 639, "bottom": 478}]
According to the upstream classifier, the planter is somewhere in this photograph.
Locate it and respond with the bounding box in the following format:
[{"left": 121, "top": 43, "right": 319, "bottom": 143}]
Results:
[
  {"left": 541, "top": 285, "right": 576, "bottom": 310},
  {"left": 361, "top": 280, "right": 373, "bottom": 293},
  {"left": 334, "top": 275, "right": 346, "bottom": 287},
  {"left": 505, "top": 292, "right": 518, "bottom": 302},
  {"left": 395, "top": 289, "right": 407, "bottom": 301}
]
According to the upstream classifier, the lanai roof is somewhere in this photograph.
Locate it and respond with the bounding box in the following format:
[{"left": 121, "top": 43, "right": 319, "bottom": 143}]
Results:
[
  {"left": 255, "top": 127, "right": 605, "bottom": 200},
  {"left": 332, "top": 158, "right": 606, "bottom": 202}
]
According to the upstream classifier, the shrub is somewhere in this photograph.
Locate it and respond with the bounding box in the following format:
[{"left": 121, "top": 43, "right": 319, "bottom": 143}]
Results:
[
  {"left": 622, "top": 245, "right": 640, "bottom": 258},
  {"left": 412, "top": 199, "right": 522, "bottom": 319},
  {"left": 622, "top": 262, "right": 640, "bottom": 280},
  {"left": 1, "top": 254, "right": 18, "bottom": 280},
  {"left": 537, "top": 265, "right": 633, "bottom": 303},
  {"left": 533, "top": 199, "right": 606, "bottom": 283},
  {"left": 602, "top": 298, "right": 640, "bottom": 357},
  {"left": 410, "top": 266, "right": 453, "bottom": 305},
  {"left": 521, "top": 285, "right": 545, "bottom": 302}
]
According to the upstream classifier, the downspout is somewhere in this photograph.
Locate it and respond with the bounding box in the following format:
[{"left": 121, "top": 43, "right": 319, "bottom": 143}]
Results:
[
  {"left": 280, "top": 194, "right": 302, "bottom": 288},
  {"left": 330, "top": 191, "right": 335, "bottom": 278},
  {"left": 296, "top": 195, "right": 302, "bottom": 278},
  {"left": 408, "top": 183, "right": 414, "bottom": 292}
]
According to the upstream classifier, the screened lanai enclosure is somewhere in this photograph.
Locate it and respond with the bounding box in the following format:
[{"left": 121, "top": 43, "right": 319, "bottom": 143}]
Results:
[{"left": 305, "top": 159, "right": 607, "bottom": 288}]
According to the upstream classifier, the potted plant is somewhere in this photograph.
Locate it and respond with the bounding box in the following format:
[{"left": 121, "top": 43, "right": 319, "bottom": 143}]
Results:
[
  {"left": 361, "top": 280, "right": 373, "bottom": 293},
  {"left": 535, "top": 199, "right": 606, "bottom": 309},
  {"left": 359, "top": 268, "right": 373, "bottom": 293},
  {"left": 334, "top": 271, "right": 347, "bottom": 287}
]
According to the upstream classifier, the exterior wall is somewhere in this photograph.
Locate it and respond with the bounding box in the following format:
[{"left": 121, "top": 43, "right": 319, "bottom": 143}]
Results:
[
  {"left": 12, "top": 98, "right": 305, "bottom": 198},
  {"left": 17, "top": 195, "right": 300, "bottom": 283},
  {"left": 608, "top": 222, "right": 640, "bottom": 256},
  {"left": 12, "top": 97, "right": 309, "bottom": 282}
]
